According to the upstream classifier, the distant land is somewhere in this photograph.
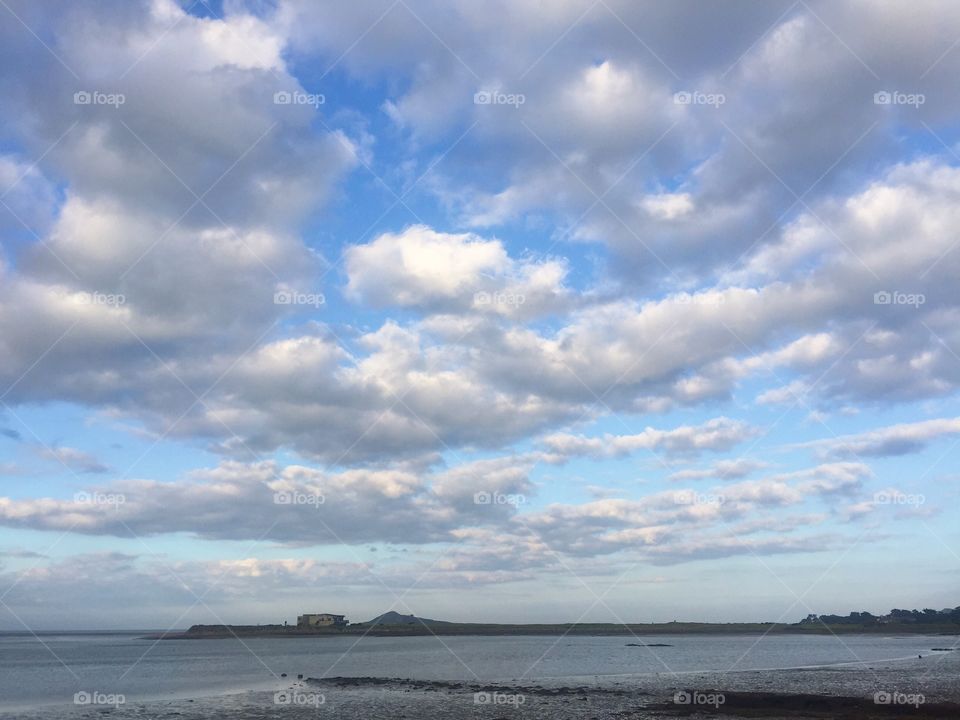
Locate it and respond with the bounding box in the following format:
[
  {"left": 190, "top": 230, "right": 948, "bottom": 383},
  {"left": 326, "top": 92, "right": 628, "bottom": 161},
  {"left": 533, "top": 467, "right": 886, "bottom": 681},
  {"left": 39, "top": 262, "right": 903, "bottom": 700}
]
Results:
[
  {"left": 361, "top": 611, "right": 451, "bottom": 626},
  {"left": 147, "top": 606, "right": 960, "bottom": 640}
]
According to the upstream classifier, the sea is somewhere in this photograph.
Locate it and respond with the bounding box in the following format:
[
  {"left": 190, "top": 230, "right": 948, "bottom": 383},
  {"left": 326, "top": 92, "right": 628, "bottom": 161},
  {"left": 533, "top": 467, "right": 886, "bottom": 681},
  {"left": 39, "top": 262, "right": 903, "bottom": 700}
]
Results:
[{"left": 1, "top": 632, "right": 957, "bottom": 718}]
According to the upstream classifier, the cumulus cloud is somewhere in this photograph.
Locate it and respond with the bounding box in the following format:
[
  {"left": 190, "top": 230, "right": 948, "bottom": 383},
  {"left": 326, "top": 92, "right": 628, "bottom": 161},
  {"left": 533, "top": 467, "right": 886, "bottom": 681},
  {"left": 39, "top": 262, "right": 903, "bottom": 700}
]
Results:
[
  {"left": 801, "top": 417, "right": 960, "bottom": 458},
  {"left": 0, "top": 0, "right": 357, "bottom": 410},
  {"left": 0, "top": 456, "right": 535, "bottom": 544},
  {"left": 271, "top": 0, "right": 960, "bottom": 287},
  {"left": 0, "top": 0, "right": 957, "bottom": 622},
  {"left": 4, "top": 24, "right": 960, "bottom": 465},
  {"left": 542, "top": 417, "right": 758, "bottom": 461},
  {"left": 0, "top": 454, "right": 872, "bottom": 577},
  {"left": 345, "top": 225, "right": 571, "bottom": 318},
  {"left": 9, "top": 150, "right": 959, "bottom": 465},
  {"left": 720, "top": 463, "right": 870, "bottom": 507},
  {"left": 667, "top": 458, "right": 769, "bottom": 482},
  {"left": 511, "top": 462, "right": 868, "bottom": 559}
]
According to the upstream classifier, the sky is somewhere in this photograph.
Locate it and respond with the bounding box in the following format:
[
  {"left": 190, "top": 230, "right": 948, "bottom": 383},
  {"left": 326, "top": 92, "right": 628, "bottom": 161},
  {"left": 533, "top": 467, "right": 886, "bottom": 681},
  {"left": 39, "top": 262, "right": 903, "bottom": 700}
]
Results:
[{"left": 0, "top": 0, "right": 958, "bottom": 631}]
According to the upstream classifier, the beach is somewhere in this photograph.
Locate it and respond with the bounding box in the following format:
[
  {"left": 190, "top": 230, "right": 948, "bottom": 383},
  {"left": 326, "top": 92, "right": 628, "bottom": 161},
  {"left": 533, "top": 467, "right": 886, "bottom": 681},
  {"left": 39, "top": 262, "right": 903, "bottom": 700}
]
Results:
[
  {"left": 2, "top": 633, "right": 958, "bottom": 719},
  {"left": 7, "top": 675, "right": 960, "bottom": 720}
]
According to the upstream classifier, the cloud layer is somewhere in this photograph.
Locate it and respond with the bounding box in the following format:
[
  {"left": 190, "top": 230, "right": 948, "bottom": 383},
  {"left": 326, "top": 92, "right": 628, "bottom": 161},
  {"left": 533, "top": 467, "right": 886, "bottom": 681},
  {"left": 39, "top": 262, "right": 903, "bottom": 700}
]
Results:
[{"left": 0, "top": 0, "right": 957, "bottom": 624}]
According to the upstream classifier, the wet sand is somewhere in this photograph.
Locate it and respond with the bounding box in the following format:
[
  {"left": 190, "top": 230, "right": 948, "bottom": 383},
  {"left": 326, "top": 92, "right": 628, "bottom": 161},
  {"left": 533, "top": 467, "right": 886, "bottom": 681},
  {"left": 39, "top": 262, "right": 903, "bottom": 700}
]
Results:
[
  {"left": 7, "top": 675, "right": 959, "bottom": 720},
  {"left": 6, "top": 646, "right": 959, "bottom": 719}
]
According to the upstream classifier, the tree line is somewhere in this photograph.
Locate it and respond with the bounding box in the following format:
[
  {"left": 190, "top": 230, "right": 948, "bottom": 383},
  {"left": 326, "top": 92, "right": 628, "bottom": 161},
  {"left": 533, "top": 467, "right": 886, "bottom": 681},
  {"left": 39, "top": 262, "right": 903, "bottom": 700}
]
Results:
[{"left": 800, "top": 607, "right": 960, "bottom": 625}]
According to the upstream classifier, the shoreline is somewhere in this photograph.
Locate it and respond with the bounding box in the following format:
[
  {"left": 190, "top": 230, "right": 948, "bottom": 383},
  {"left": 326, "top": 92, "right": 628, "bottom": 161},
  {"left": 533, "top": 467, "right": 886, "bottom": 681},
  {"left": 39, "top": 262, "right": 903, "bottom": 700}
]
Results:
[
  {"left": 4, "top": 633, "right": 955, "bottom": 719},
  {"left": 7, "top": 679, "right": 957, "bottom": 720},
  {"left": 145, "top": 622, "right": 960, "bottom": 640}
]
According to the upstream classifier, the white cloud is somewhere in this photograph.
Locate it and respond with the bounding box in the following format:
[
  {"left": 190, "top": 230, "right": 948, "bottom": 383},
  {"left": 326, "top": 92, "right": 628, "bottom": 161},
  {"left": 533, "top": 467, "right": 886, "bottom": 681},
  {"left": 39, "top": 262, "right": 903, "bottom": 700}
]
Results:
[
  {"left": 1, "top": 0, "right": 959, "bottom": 622},
  {"left": 0, "top": 456, "right": 536, "bottom": 545},
  {"left": 801, "top": 417, "right": 960, "bottom": 458},
  {"left": 640, "top": 192, "right": 694, "bottom": 220},
  {"left": 667, "top": 458, "right": 769, "bottom": 482},
  {"left": 542, "top": 417, "right": 758, "bottom": 460},
  {"left": 345, "top": 225, "right": 570, "bottom": 318}
]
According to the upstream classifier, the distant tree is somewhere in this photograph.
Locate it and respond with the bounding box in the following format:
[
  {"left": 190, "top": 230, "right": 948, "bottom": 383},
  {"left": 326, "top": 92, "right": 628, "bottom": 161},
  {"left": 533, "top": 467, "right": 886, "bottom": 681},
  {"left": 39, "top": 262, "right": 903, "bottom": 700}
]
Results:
[{"left": 798, "top": 606, "right": 959, "bottom": 626}]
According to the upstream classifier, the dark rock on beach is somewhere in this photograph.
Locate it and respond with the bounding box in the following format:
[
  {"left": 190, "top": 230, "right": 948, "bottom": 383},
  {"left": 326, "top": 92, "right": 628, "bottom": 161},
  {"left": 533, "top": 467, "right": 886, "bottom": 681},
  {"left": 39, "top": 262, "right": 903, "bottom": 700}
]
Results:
[{"left": 649, "top": 690, "right": 960, "bottom": 719}]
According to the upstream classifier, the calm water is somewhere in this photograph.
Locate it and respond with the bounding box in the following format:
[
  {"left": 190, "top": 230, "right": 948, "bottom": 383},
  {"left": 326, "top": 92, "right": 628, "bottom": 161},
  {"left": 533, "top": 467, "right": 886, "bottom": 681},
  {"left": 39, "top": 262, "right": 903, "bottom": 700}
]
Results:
[{"left": 0, "top": 632, "right": 956, "bottom": 713}]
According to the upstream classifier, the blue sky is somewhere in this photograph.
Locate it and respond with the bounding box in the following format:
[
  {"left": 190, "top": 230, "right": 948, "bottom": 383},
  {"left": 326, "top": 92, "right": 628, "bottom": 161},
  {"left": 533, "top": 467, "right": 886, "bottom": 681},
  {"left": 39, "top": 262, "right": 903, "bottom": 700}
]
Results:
[{"left": 0, "top": 0, "right": 958, "bottom": 630}]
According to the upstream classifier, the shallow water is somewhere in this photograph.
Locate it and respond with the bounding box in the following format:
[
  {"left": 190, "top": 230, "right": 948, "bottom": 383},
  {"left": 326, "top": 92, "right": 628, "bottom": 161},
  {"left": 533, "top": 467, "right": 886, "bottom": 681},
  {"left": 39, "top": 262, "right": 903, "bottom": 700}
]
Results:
[{"left": 1, "top": 632, "right": 957, "bottom": 716}]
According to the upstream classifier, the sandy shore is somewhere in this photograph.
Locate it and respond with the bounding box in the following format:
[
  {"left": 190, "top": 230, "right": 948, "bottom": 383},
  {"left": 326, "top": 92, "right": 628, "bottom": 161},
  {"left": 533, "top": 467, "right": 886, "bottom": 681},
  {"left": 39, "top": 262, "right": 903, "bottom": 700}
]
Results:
[
  {"left": 6, "top": 675, "right": 959, "bottom": 720},
  {"left": 5, "top": 649, "right": 959, "bottom": 720}
]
